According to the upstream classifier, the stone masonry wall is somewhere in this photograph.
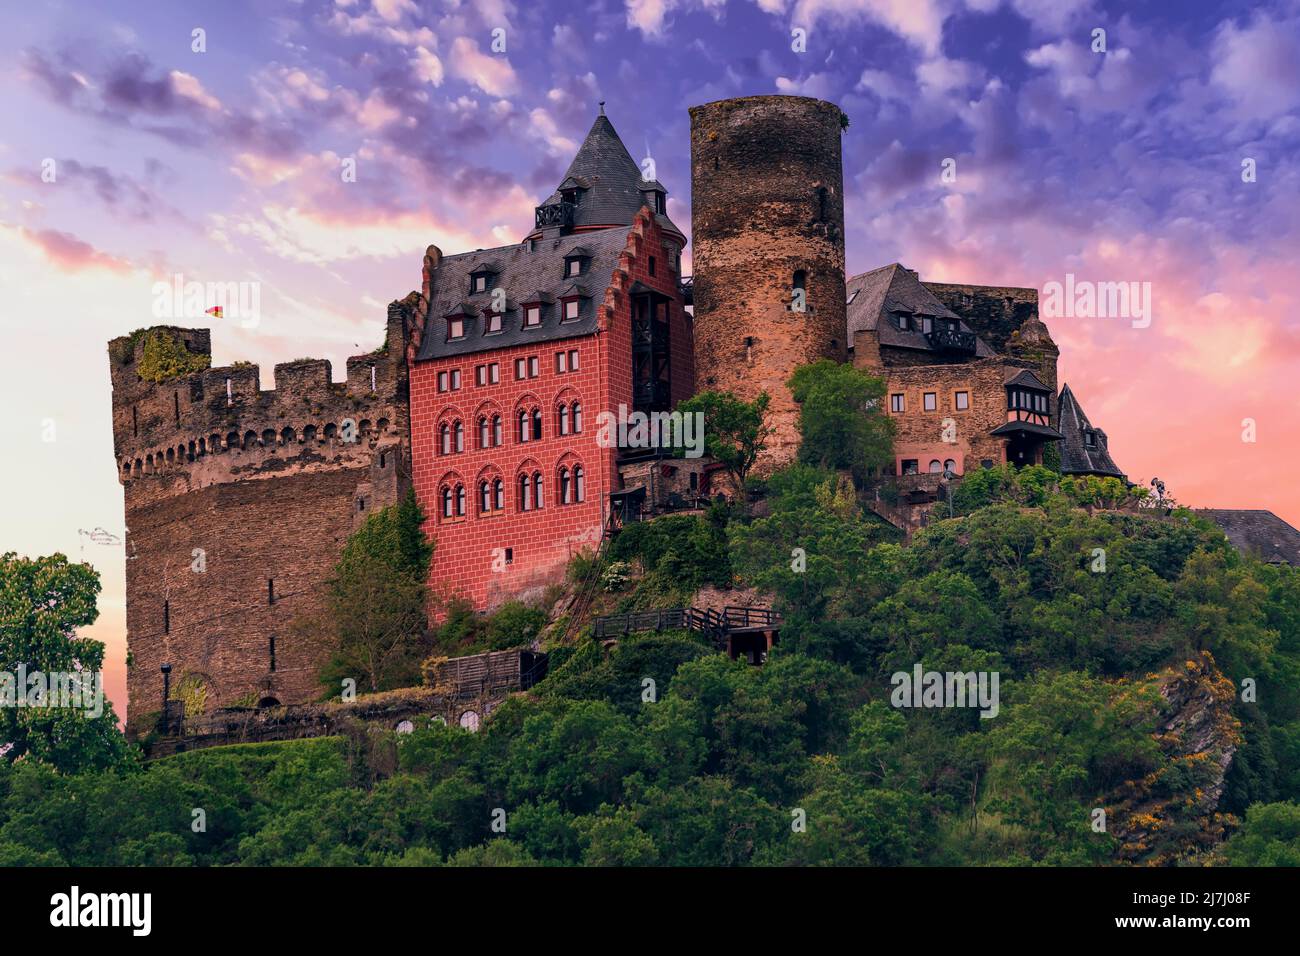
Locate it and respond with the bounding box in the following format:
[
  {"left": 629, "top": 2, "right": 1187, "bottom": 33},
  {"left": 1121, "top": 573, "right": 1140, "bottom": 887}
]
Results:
[
  {"left": 108, "top": 301, "right": 419, "bottom": 732},
  {"left": 689, "top": 95, "right": 847, "bottom": 472}
]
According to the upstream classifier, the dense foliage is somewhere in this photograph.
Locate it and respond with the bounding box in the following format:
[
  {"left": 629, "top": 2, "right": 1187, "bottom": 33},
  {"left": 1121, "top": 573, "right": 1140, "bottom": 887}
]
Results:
[{"left": 301, "top": 491, "right": 434, "bottom": 695}]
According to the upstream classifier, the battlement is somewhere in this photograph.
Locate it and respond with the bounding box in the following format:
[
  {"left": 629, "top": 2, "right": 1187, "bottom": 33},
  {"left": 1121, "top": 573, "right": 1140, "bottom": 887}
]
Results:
[{"left": 108, "top": 299, "right": 421, "bottom": 500}]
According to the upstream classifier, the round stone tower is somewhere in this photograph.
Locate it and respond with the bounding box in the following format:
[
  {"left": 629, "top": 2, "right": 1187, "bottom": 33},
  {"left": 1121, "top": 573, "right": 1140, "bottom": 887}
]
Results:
[{"left": 689, "top": 95, "right": 847, "bottom": 471}]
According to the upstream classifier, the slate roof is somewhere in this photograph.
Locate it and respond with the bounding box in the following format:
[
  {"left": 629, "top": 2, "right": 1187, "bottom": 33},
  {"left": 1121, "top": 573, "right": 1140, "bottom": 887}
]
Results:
[
  {"left": 534, "top": 111, "right": 685, "bottom": 241},
  {"left": 416, "top": 227, "right": 631, "bottom": 361},
  {"left": 1005, "top": 368, "right": 1051, "bottom": 391},
  {"left": 1196, "top": 509, "right": 1300, "bottom": 566},
  {"left": 846, "top": 263, "right": 995, "bottom": 357},
  {"left": 1056, "top": 383, "right": 1125, "bottom": 478}
]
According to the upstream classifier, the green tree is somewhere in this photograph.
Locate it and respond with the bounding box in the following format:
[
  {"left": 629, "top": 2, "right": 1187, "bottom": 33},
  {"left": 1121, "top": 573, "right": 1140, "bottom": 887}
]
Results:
[
  {"left": 787, "top": 359, "right": 895, "bottom": 478},
  {"left": 1223, "top": 801, "right": 1300, "bottom": 865},
  {"left": 0, "top": 552, "right": 132, "bottom": 772},
  {"left": 301, "top": 491, "right": 433, "bottom": 694},
  {"left": 676, "top": 390, "right": 771, "bottom": 493}
]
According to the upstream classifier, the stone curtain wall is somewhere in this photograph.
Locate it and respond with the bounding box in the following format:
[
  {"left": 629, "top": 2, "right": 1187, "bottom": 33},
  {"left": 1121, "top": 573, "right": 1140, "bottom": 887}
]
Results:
[{"left": 689, "top": 95, "right": 847, "bottom": 472}]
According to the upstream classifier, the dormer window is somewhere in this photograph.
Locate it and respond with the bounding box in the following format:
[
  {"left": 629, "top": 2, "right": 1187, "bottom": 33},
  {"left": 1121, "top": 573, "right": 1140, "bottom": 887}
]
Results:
[
  {"left": 524, "top": 304, "right": 542, "bottom": 328},
  {"left": 448, "top": 317, "right": 466, "bottom": 340},
  {"left": 643, "top": 189, "right": 666, "bottom": 214},
  {"left": 484, "top": 311, "right": 503, "bottom": 334},
  {"left": 562, "top": 298, "right": 580, "bottom": 321},
  {"left": 1084, "top": 430, "right": 1096, "bottom": 447},
  {"left": 565, "top": 257, "right": 582, "bottom": 278},
  {"left": 896, "top": 313, "right": 909, "bottom": 331},
  {"left": 469, "top": 267, "right": 496, "bottom": 295}
]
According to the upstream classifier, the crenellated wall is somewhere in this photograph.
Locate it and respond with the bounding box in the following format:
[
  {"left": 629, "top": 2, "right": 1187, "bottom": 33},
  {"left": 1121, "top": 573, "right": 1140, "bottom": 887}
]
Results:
[{"left": 108, "top": 297, "right": 422, "bottom": 733}]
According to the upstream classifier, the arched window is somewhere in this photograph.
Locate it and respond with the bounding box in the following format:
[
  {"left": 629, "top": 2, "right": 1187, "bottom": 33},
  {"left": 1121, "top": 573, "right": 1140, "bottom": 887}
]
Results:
[
  {"left": 454, "top": 420, "right": 464, "bottom": 453},
  {"left": 574, "top": 465, "right": 585, "bottom": 502},
  {"left": 262, "top": 429, "right": 276, "bottom": 446},
  {"left": 559, "top": 404, "right": 570, "bottom": 436},
  {"left": 944, "top": 458, "right": 956, "bottom": 474},
  {"left": 518, "top": 474, "right": 531, "bottom": 511},
  {"left": 531, "top": 408, "right": 543, "bottom": 441},
  {"left": 518, "top": 410, "right": 529, "bottom": 442},
  {"left": 244, "top": 430, "right": 258, "bottom": 449},
  {"left": 478, "top": 416, "right": 489, "bottom": 449},
  {"left": 572, "top": 401, "right": 583, "bottom": 433},
  {"left": 492, "top": 414, "right": 502, "bottom": 447},
  {"left": 928, "top": 460, "right": 942, "bottom": 473},
  {"left": 560, "top": 467, "right": 571, "bottom": 504},
  {"left": 455, "top": 484, "right": 466, "bottom": 516},
  {"left": 303, "top": 425, "right": 317, "bottom": 442},
  {"left": 226, "top": 430, "right": 239, "bottom": 450},
  {"left": 441, "top": 486, "right": 453, "bottom": 518},
  {"left": 793, "top": 269, "right": 806, "bottom": 291},
  {"left": 324, "top": 423, "right": 337, "bottom": 439},
  {"left": 281, "top": 426, "right": 296, "bottom": 445},
  {"left": 166, "top": 448, "right": 175, "bottom": 464},
  {"left": 533, "top": 472, "right": 544, "bottom": 509},
  {"left": 440, "top": 423, "right": 451, "bottom": 455},
  {"left": 493, "top": 478, "right": 504, "bottom": 510},
  {"left": 480, "top": 480, "right": 491, "bottom": 513}
]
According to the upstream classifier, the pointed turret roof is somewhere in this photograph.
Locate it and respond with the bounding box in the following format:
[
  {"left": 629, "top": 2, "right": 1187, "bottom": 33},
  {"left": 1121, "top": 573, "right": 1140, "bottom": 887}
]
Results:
[
  {"left": 1057, "top": 383, "right": 1125, "bottom": 478},
  {"left": 531, "top": 109, "right": 684, "bottom": 241}
]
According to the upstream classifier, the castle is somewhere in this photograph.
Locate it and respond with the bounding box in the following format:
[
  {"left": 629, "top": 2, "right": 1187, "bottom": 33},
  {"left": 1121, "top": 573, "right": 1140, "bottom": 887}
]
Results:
[{"left": 109, "top": 95, "right": 1126, "bottom": 730}]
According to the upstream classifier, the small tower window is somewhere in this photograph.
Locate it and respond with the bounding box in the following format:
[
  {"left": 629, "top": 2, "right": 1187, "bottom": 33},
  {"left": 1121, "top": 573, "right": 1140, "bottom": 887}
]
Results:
[
  {"left": 269, "top": 635, "right": 276, "bottom": 672},
  {"left": 268, "top": 578, "right": 275, "bottom": 605},
  {"left": 793, "top": 270, "right": 806, "bottom": 291}
]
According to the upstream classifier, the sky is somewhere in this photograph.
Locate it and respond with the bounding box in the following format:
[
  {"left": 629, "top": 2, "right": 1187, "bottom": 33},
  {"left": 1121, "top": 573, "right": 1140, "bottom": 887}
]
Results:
[{"left": 1, "top": 0, "right": 1298, "bottom": 722}]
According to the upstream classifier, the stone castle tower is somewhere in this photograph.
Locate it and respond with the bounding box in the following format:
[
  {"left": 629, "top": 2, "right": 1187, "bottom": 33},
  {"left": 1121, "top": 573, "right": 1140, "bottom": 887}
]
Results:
[
  {"left": 688, "top": 95, "right": 847, "bottom": 470},
  {"left": 107, "top": 298, "right": 421, "bottom": 732}
]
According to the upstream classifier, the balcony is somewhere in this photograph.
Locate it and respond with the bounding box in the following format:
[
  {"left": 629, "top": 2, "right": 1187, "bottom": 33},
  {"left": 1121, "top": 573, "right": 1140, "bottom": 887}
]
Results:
[
  {"left": 534, "top": 200, "right": 575, "bottom": 230},
  {"left": 926, "top": 327, "right": 977, "bottom": 354}
]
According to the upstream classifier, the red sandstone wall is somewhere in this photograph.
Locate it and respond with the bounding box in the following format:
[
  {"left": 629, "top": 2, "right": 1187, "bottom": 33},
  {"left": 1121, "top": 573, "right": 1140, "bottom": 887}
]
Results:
[{"left": 410, "top": 210, "right": 689, "bottom": 610}]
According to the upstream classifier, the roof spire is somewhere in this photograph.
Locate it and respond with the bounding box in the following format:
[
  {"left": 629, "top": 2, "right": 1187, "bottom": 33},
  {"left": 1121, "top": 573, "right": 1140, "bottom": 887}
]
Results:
[{"left": 598, "top": 100, "right": 605, "bottom": 115}]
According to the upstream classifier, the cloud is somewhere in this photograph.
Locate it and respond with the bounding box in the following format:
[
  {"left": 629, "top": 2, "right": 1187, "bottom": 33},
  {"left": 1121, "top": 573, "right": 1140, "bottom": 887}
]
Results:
[
  {"left": 447, "top": 37, "right": 519, "bottom": 96},
  {"left": 412, "top": 46, "right": 445, "bottom": 86},
  {"left": 17, "top": 226, "right": 134, "bottom": 273},
  {"left": 1211, "top": 9, "right": 1300, "bottom": 121}
]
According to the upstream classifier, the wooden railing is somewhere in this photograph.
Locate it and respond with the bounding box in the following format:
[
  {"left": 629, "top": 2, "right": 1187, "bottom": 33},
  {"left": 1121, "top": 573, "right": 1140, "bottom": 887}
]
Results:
[{"left": 594, "top": 605, "right": 781, "bottom": 647}]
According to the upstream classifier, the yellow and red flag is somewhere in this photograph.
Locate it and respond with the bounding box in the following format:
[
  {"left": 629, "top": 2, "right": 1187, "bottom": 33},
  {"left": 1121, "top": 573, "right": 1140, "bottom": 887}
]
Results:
[{"left": 205, "top": 305, "right": 224, "bottom": 318}]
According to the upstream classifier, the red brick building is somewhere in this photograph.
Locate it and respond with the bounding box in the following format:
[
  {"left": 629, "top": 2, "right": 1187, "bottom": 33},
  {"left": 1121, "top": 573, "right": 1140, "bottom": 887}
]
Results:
[{"left": 409, "top": 109, "right": 693, "bottom": 609}]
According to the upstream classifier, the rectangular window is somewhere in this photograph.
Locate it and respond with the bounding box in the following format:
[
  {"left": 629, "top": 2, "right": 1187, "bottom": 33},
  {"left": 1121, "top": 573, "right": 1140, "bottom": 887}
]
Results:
[
  {"left": 922, "top": 317, "right": 933, "bottom": 334},
  {"left": 890, "top": 393, "right": 905, "bottom": 413},
  {"left": 569, "top": 349, "right": 579, "bottom": 371},
  {"left": 473, "top": 275, "right": 487, "bottom": 293},
  {"left": 955, "top": 391, "right": 969, "bottom": 411},
  {"left": 528, "top": 356, "right": 539, "bottom": 378},
  {"left": 448, "top": 317, "right": 464, "bottom": 339},
  {"left": 515, "top": 358, "right": 526, "bottom": 380},
  {"left": 486, "top": 313, "right": 502, "bottom": 334},
  {"left": 476, "top": 365, "right": 486, "bottom": 386},
  {"left": 563, "top": 299, "right": 580, "bottom": 321},
  {"left": 489, "top": 363, "right": 499, "bottom": 384},
  {"left": 902, "top": 459, "right": 919, "bottom": 475},
  {"left": 566, "top": 258, "right": 581, "bottom": 278},
  {"left": 649, "top": 256, "right": 656, "bottom": 276},
  {"left": 525, "top": 305, "right": 541, "bottom": 327},
  {"left": 923, "top": 392, "right": 937, "bottom": 411},
  {"left": 437, "top": 371, "right": 448, "bottom": 392},
  {"left": 556, "top": 352, "right": 567, "bottom": 374},
  {"left": 450, "top": 369, "right": 461, "bottom": 390}
]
